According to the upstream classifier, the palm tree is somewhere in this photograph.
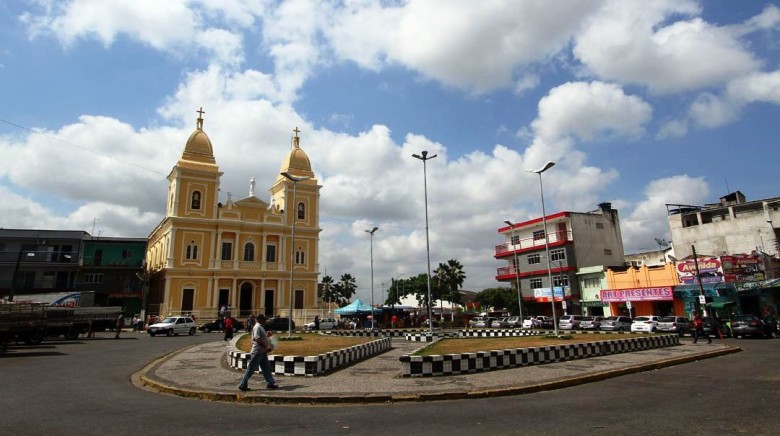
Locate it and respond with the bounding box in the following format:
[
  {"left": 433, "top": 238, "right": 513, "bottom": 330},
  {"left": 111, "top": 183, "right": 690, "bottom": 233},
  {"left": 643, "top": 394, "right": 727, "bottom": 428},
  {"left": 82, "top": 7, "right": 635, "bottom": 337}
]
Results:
[
  {"left": 339, "top": 273, "right": 357, "bottom": 304},
  {"left": 319, "top": 275, "right": 336, "bottom": 312}
]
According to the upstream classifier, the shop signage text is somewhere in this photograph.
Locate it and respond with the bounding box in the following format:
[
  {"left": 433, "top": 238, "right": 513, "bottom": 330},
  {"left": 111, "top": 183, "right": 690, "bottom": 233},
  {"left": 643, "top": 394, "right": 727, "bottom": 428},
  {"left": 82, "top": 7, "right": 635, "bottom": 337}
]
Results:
[{"left": 599, "top": 287, "right": 673, "bottom": 302}]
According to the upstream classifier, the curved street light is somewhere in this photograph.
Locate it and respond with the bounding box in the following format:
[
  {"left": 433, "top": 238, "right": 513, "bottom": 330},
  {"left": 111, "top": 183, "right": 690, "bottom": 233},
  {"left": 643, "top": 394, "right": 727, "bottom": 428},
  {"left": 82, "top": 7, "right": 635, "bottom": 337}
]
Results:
[
  {"left": 281, "top": 171, "right": 312, "bottom": 337},
  {"left": 525, "top": 161, "right": 558, "bottom": 336},
  {"left": 412, "top": 150, "right": 437, "bottom": 333}
]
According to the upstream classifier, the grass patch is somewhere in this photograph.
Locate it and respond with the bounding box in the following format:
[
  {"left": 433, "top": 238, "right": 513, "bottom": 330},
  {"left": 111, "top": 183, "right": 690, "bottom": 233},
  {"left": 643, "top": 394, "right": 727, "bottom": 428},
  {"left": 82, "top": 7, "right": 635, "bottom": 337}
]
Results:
[
  {"left": 415, "top": 333, "right": 650, "bottom": 356},
  {"left": 235, "top": 333, "right": 375, "bottom": 356}
]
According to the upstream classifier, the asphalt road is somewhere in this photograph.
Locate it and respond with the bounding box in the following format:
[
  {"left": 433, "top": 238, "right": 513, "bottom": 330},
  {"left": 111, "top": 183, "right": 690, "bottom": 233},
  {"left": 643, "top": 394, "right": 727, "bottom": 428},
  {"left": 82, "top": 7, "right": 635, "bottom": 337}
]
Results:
[{"left": 1, "top": 332, "right": 777, "bottom": 435}]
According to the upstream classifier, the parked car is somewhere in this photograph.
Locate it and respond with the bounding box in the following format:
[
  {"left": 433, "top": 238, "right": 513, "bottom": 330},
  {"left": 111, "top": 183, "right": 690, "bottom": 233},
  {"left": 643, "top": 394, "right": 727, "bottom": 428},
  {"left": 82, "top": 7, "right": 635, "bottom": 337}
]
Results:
[
  {"left": 731, "top": 314, "right": 776, "bottom": 338},
  {"left": 656, "top": 316, "right": 691, "bottom": 336},
  {"left": 505, "top": 316, "right": 523, "bottom": 328},
  {"left": 263, "top": 317, "right": 295, "bottom": 332},
  {"left": 630, "top": 315, "right": 662, "bottom": 333},
  {"left": 600, "top": 316, "right": 632, "bottom": 332},
  {"left": 198, "top": 317, "right": 244, "bottom": 333},
  {"left": 303, "top": 317, "right": 338, "bottom": 330},
  {"left": 702, "top": 317, "right": 731, "bottom": 338},
  {"left": 532, "top": 316, "right": 554, "bottom": 329},
  {"left": 471, "top": 317, "right": 496, "bottom": 328},
  {"left": 579, "top": 316, "right": 604, "bottom": 330},
  {"left": 148, "top": 316, "right": 197, "bottom": 337},
  {"left": 558, "top": 315, "right": 583, "bottom": 330},
  {"left": 491, "top": 317, "right": 509, "bottom": 328},
  {"left": 521, "top": 317, "right": 536, "bottom": 329}
]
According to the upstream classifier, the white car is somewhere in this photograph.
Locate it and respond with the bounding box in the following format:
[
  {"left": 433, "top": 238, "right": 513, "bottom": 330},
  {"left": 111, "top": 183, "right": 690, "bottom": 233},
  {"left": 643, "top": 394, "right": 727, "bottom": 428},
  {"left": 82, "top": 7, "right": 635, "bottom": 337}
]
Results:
[
  {"left": 148, "top": 316, "right": 197, "bottom": 337},
  {"left": 630, "top": 315, "right": 662, "bottom": 333},
  {"left": 304, "top": 317, "right": 338, "bottom": 330},
  {"left": 522, "top": 317, "right": 536, "bottom": 329}
]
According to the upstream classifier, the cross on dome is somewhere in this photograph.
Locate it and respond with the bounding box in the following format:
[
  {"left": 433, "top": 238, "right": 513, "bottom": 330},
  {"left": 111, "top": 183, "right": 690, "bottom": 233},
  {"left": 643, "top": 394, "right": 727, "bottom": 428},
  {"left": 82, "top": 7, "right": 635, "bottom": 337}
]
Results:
[{"left": 196, "top": 107, "right": 206, "bottom": 129}]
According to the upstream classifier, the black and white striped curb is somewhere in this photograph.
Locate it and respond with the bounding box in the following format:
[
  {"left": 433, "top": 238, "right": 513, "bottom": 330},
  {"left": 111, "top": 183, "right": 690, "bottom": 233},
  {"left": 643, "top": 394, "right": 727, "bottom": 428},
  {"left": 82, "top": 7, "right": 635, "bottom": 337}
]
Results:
[{"left": 400, "top": 334, "right": 680, "bottom": 377}]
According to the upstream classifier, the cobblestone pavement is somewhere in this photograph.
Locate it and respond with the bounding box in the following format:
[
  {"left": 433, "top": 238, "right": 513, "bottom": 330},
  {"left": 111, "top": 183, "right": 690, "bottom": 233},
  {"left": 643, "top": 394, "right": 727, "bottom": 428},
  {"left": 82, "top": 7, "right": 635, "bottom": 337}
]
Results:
[{"left": 136, "top": 337, "right": 738, "bottom": 404}]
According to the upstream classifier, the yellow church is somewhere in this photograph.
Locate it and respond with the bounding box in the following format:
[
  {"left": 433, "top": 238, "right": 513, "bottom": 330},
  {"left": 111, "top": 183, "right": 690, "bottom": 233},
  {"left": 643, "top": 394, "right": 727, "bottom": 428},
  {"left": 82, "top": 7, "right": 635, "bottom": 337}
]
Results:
[{"left": 145, "top": 109, "right": 321, "bottom": 324}]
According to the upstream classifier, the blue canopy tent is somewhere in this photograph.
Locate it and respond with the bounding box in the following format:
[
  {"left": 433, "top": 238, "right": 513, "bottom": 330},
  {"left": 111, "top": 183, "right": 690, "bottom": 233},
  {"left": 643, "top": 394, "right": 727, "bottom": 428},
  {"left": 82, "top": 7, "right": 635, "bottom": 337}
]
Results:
[{"left": 333, "top": 299, "right": 382, "bottom": 315}]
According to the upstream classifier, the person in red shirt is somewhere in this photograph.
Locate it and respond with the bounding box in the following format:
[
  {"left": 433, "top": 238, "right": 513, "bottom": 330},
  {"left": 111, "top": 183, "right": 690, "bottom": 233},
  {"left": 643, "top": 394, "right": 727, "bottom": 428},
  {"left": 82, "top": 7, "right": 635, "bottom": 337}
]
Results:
[
  {"left": 224, "top": 316, "right": 234, "bottom": 341},
  {"left": 692, "top": 312, "right": 711, "bottom": 344}
]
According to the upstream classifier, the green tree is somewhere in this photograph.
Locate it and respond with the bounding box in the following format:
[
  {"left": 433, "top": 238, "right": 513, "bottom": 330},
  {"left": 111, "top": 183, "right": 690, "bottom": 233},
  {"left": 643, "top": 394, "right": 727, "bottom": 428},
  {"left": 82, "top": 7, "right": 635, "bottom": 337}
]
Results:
[
  {"left": 475, "top": 287, "right": 516, "bottom": 313},
  {"left": 385, "top": 277, "right": 407, "bottom": 306},
  {"left": 318, "top": 275, "right": 337, "bottom": 308},
  {"left": 338, "top": 273, "right": 357, "bottom": 304},
  {"left": 433, "top": 259, "right": 466, "bottom": 320}
]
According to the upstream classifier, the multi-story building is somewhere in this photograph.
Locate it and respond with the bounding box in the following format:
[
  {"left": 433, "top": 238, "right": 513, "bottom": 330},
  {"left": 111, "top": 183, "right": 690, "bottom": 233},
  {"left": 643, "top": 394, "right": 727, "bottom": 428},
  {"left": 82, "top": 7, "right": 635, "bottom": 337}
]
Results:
[
  {"left": 668, "top": 191, "right": 780, "bottom": 258},
  {"left": 145, "top": 112, "right": 321, "bottom": 322},
  {"left": 576, "top": 265, "right": 610, "bottom": 316},
  {"left": 77, "top": 237, "right": 147, "bottom": 314},
  {"left": 496, "top": 202, "right": 625, "bottom": 316},
  {"left": 0, "top": 229, "right": 83, "bottom": 301}
]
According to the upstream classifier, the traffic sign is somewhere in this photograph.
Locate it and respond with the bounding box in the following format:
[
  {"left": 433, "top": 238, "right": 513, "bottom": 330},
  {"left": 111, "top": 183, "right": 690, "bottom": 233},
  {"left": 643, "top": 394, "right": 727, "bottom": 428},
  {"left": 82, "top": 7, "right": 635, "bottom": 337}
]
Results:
[{"left": 699, "top": 295, "right": 706, "bottom": 304}]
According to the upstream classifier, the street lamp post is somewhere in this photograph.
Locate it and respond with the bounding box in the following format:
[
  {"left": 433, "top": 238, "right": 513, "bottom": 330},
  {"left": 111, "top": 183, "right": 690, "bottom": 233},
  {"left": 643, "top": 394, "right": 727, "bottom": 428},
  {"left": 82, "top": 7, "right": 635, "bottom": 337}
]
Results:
[
  {"left": 365, "top": 227, "right": 378, "bottom": 329},
  {"left": 504, "top": 220, "right": 524, "bottom": 322},
  {"left": 526, "top": 161, "right": 558, "bottom": 336},
  {"left": 10, "top": 250, "right": 36, "bottom": 302},
  {"left": 281, "top": 171, "right": 312, "bottom": 337},
  {"left": 412, "top": 151, "right": 437, "bottom": 333},
  {"left": 392, "top": 272, "right": 405, "bottom": 328}
]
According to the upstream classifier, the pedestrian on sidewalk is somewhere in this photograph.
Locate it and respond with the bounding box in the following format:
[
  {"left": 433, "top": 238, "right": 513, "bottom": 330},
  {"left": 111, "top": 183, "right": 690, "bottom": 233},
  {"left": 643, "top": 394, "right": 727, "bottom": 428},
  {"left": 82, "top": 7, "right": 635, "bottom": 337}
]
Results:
[
  {"left": 692, "top": 312, "right": 711, "bottom": 344},
  {"left": 238, "top": 314, "right": 278, "bottom": 391},
  {"left": 224, "top": 316, "right": 234, "bottom": 341},
  {"left": 114, "top": 314, "right": 125, "bottom": 339}
]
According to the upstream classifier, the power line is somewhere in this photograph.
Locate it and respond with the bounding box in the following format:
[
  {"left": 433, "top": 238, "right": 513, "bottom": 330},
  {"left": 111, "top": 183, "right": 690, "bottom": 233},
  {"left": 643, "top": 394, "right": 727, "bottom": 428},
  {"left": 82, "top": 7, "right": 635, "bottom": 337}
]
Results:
[{"left": 0, "top": 117, "right": 166, "bottom": 176}]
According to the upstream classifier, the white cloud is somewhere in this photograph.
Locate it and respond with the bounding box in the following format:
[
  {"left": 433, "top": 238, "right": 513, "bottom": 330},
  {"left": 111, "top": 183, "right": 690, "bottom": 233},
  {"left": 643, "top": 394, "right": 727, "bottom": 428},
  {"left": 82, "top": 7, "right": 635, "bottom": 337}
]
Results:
[
  {"left": 656, "top": 119, "right": 689, "bottom": 140},
  {"left": 573, "top": 0, "right": 761, "bottom": 93},
  {"left": 688, "top": 93, "right": 740, "bottom": 128},
  {"left": 620, "top": 175, "right": 709, "bottom": 253},
  {"left": 20, "top": 0, "right": 249, "bottom": 68}
]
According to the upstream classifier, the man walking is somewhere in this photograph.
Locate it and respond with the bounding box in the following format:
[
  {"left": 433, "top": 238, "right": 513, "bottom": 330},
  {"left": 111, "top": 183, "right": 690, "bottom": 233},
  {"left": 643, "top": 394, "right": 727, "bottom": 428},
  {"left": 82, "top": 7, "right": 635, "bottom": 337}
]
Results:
[
  {"left": 238, "top": 314, "right": 278, "bottom": 391},
  {"left": 692, "top": 311, "right": 711, "bottom": 344},
  {"left": 114, "top": 314, "right": 125, "bottom": 339}
]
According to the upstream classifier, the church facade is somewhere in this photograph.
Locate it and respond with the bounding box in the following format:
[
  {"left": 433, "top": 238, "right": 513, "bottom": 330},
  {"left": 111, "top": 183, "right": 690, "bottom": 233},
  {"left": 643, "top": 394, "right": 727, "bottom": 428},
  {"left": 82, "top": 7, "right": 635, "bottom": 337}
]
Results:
[{"left": 145, "top": 110, "right": 321, "bottom": 322}]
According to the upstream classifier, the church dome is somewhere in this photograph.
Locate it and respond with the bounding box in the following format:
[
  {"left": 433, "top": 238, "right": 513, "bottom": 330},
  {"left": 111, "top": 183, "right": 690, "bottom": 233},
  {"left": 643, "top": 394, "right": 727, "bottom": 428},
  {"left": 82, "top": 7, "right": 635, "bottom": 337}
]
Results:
[
  {"left": 180, "top": 109, "right": 216, "bottom": 165},
  {"left": 277, "top": 128, "right": 315, "bottom": 180}
]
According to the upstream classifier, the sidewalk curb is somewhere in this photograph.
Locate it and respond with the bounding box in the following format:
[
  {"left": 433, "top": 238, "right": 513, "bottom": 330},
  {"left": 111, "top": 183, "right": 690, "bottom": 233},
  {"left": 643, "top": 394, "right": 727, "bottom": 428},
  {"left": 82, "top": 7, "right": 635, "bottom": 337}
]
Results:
[{"left": 133, "top": 344, "right": 741, "bottom": 405}]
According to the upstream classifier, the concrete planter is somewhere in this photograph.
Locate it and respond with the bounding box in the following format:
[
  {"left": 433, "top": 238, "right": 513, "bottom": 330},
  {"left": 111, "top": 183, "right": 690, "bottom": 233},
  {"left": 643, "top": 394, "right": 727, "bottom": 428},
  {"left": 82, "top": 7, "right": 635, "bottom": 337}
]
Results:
[
  {"left": 228, "top": 336, "right": 392, "bottom": 376},
  {"left": 400, "top": 334, "right": 680, "bottom": 377}
]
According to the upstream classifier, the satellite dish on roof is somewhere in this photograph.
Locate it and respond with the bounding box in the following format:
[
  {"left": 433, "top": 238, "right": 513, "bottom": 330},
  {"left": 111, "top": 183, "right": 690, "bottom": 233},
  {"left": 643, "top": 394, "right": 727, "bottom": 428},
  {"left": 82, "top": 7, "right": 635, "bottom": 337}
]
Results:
[{"left": 654, "top": 238, "right": 669, "bottom": 248}]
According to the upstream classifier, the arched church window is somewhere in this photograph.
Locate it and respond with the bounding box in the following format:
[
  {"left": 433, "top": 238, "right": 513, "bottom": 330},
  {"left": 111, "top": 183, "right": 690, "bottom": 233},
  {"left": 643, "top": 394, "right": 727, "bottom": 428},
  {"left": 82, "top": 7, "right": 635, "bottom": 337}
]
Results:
[
  {"left": 297, "top": 202, "right": 305, "bottom": 220},
  {"left": 186, "top": 242, "right": 198, "bottom": 260},
  {"left": 243, "top": 243, "right": 255, "bottom": 261},
  {"left": 191, "top": 191, "right": 201, "bottom": 210}
]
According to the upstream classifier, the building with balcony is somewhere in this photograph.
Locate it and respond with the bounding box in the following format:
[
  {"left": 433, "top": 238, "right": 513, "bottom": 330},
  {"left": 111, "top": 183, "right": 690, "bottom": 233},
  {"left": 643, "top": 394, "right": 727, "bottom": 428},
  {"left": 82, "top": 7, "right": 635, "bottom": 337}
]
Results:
[
  {"left": 77, "top": 237, "right": 147, "bottom": 314},
  {"left": 0, "top": 229, "right": 84, "bottom": 300},
  {"left": 145, "top": 112, "right": 321, "bottom": 322},
  {"left": 496, "top": 202, "right": 625, "bottom": 316}
]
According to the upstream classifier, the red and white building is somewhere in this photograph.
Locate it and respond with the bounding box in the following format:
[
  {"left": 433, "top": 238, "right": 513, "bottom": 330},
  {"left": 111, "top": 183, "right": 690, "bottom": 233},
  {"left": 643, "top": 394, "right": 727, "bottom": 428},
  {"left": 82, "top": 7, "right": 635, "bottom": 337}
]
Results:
[{"left": 496, "top": 203, "right": 626, "bottom": 316}]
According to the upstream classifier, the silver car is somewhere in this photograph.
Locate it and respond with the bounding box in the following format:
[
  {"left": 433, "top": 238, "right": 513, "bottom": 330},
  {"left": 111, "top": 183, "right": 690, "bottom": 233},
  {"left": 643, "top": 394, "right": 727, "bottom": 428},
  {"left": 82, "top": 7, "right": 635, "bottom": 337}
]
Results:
[
  {"left": 558, "top": 315, "right": 583, "bottom": 330},
  {"left": 600, "top": 316, "right": 632, "bottom": 332},
  {"left": 579, "top": 316, "right": 604, "bottom": 330},
  {"left": 656, "top": 316, "right": 691, "bottom": 336}
]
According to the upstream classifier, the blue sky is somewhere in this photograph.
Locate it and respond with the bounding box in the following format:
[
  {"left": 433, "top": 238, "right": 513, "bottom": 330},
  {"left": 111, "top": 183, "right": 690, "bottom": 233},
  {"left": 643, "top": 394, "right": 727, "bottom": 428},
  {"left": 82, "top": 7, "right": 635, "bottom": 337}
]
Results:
[{"left": 1, "top": 1, "right": 779, "bottom": 299}]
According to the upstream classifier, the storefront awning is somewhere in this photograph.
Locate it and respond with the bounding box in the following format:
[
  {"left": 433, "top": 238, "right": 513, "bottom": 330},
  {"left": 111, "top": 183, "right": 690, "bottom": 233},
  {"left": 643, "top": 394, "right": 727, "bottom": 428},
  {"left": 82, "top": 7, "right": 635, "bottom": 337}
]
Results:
[
  {"left": 708, "top": 301, "right": 736, "bottom": 309},
  {"left": 674, "top": 283, "right": 736, "bottom": 297}
]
